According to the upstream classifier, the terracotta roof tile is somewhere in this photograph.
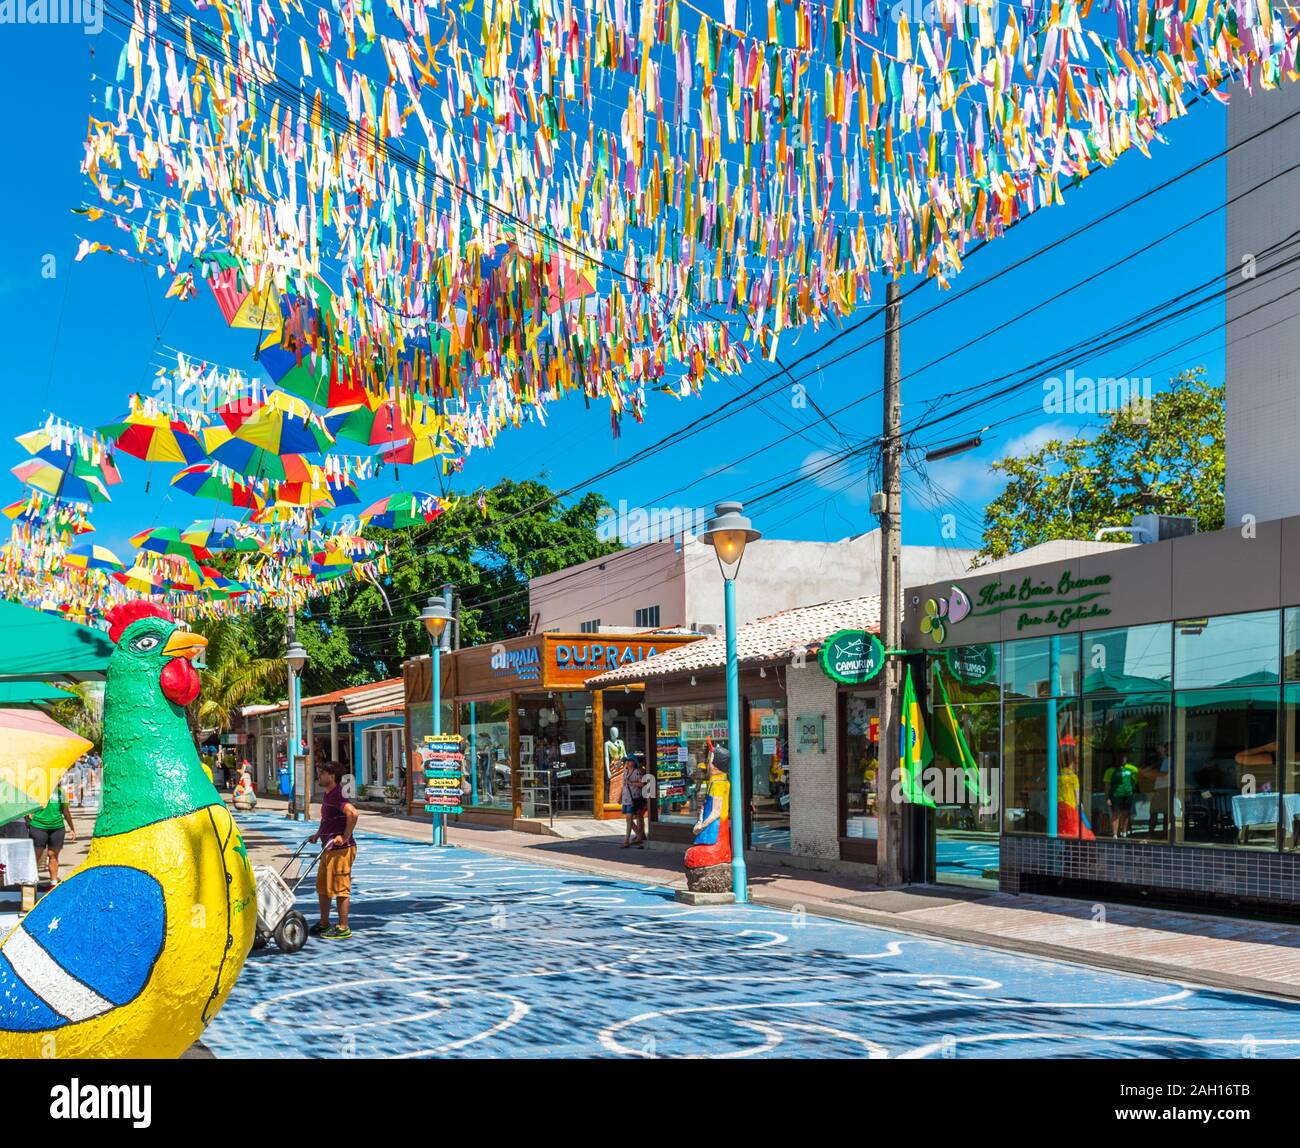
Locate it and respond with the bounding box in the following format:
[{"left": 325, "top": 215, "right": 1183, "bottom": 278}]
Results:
[{"left": 585, "top": 595, "right": 882, "bottom": 686}]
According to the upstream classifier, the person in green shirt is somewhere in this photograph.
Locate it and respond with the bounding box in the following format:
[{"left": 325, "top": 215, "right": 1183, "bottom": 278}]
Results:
[{"left": 27, "top": 785, "right": 76, "bottom": 886}]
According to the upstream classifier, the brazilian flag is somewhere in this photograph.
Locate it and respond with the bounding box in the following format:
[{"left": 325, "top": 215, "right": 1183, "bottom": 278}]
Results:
[
  {"left": 899, "top": 666, "right": 936, "bottom": 807},
  {"left": 930, "top": 664, "right": 989, "bottom": 805}
]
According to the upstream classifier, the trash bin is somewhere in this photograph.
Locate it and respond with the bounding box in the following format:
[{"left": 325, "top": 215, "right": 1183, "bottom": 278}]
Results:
[{"left": 278, "top": 766, "right": 292, "bottom": 796}]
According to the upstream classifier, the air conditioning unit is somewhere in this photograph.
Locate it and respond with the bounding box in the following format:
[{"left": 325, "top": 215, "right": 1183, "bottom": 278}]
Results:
[{"left": 1132, "top": 514, "right": 1197, "bottom": 543}]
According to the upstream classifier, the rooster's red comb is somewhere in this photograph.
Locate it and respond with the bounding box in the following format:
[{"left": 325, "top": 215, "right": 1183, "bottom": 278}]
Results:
[{"left": 106, "top": 601, "right": 175, "bottom": 645}]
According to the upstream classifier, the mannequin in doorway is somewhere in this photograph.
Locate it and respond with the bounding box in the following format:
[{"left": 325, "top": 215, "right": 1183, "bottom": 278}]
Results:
[{"left": 605, "top": 725, "right": 628, "bottom": 804}]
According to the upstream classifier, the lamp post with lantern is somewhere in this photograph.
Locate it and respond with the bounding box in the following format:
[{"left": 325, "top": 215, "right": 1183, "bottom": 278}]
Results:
[
  {"left": 700, "top": 501, "right": 761, "bottom": 902},
  {"left": 420, "top": 589, "right": 454, "bottom": 846},
  {"left": 285, "top": 639, "right": 309, "bottom": 822}
]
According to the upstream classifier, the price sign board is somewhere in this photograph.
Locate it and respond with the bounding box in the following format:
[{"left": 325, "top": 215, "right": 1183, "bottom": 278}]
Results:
[{"left": 419, "top": 733, "right": 465, "bottom": 815}]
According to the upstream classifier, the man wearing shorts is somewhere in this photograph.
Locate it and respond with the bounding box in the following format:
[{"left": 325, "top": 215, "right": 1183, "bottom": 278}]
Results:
[
  {"left": 28, "top": 785, "right": 76, "bottom": 887},
  {"left": 310, "top": 762, "right": 357, "bottom": 940}
]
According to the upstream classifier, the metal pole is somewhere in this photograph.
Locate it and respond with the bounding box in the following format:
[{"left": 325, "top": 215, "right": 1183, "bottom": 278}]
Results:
[
  {"left": 724, "top": 577, "right": 748, "bottom": 902},
  {"left": 878, "top": 279, "right": 904, "bottom": 885},
  {"left": 431, "top": 637, "right": 443, "bottom": 846}
]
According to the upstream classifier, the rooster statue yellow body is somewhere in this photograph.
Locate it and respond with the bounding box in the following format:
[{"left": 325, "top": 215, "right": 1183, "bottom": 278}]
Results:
[{"left": 0, "top": 602, "right": 256, "bottom": 1058}]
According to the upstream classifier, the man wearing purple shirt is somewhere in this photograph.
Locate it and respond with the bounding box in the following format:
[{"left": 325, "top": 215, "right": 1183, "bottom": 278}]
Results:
[{"left": 309, "top": 762, "right": 358, "bottom": 940}]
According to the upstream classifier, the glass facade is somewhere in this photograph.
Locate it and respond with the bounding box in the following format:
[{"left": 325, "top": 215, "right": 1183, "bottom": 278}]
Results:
[
  {"left": 654, "top": 703, "right": 729, "bottom": 826},
  {"left": 948, "top": 608, "right": 1300, "bottom": 855},
  {"left": 748, "top": 698, "right": 789, "bottom": 853},
  {"left": 458, "top": 699, "right": 513, "bottom": 811},
  {"left": 843, "top": 693, "right": 880, "bottom": 842}
]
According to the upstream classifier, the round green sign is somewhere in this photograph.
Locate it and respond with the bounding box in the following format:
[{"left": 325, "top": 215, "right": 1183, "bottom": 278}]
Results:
[
  {"left": 819, "top": 630, "right": 886, "bottom": 685},
  {"left": 945, "top": 643, "right": 998, "bottom": 685}
]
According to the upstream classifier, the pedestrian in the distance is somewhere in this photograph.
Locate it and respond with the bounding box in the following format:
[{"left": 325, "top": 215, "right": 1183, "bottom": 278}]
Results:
[
  {"left": 310, "top": 761, "right": 358, "bottom": 940},
  {"left": 638, "top": 765, "right": 656, "bottom": 845},
  {"left": 28, "top": 785, "right": 77, "bottom": 888},
  {"left": 621, "top": 757, "right": 646, "bottom": 848}
]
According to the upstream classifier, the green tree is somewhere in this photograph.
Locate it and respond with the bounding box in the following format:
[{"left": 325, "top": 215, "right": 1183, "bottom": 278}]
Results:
[
  {"left": 977, "top": 368, "right": 1224, "bottom": 562},
  {"left": 233, "top": 476, "right": 619, "bottom": 696},
  {"left": 192, "top": 616, "right": 288, "bottom": 733},
  {"left": 50, "top": 682, "right": 104, "bottom": 752}
]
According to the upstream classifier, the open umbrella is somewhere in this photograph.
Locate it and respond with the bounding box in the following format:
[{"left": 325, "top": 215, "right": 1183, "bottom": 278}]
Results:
[
  {"left": 181, "top": 518, "right": 268, "bottom": 554},
  {"left": 358, "top": 491, "right": 446, "bottom": 530},
  {"left": 325, "top": 398, "right": 426, "bottom": 447},
  {"left": 202, "top": 251, "right": 283, "bottom": 334},
  {"left": 0, "top": 708, "right": 93, "bottom": 826},
  {"left": 171, "top": 462, "right": 267, "bottom": 509},
  {"left": 11, "top": 459, "right": 111, "bottom": 504},
  {"left": 100, "top": 404, "right": 207, "bottom": 466},
  {"left": 380, "top": 436, "right": 455, "bottom": 466},
  {"left": 129, "top": 526, "right": 214, "bottom": 565},
  {"left": 64, "top": 543, "right": 126, "bottom": 572},
  {"left": 217, "top": 391, "right": 335, "bottom": 457}
]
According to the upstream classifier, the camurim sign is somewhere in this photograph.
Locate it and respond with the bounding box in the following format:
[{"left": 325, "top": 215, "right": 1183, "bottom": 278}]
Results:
[{"left": 819, "top": 630, "right": 886, "bottom": 685}]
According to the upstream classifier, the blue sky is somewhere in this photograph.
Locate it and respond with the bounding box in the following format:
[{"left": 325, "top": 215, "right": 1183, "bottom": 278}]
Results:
[{"left": 0, "top": 17, "right": 1229, "bottom": 564}]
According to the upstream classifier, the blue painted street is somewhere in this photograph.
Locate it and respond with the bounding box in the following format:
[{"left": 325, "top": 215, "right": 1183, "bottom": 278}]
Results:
[{"left": 202, "top": 812, "right": 1300, "bottom": 1059}]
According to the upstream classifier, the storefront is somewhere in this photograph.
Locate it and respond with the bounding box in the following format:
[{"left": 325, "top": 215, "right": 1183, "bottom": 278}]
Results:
[
  {"left": 904, "top": 516, "right": 1300, "bottom": 916},
  {"left": 403, "top": 631, "right": 702, "bottom": 823},
  {"left": 587, "top": 597, "right": 884, "bottom": 870}
]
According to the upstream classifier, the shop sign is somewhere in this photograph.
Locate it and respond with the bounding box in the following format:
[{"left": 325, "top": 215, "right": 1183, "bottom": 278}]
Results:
[
  {"left": 945, "top": 644, "right": 999, "bottom": 685},
  {"left": 553, "top": 640, "right": 659, "bottom": 674},
  {"left": 680, "top": 719, "right": 729, "bottom": 742},
  {"left": 922, "top": 572, "right": 1114, "bottom": 644},
  {"left": 819, "top": 630, "right": 886, "bottom": 685},
  {"left": 795, "top": 713, "right": 824, "bottom": 751},
  {"left": 656, "top": 733, "right": 687, "bottom": 802},
  {"left": 759, "top": 714, "right": 781, "bottom": 738},
  {"left": 491, "top": 644, "right": 541, "bottom": 682},
  {"left": 419, "top": 734, "right": 465, "bottom": 815}
]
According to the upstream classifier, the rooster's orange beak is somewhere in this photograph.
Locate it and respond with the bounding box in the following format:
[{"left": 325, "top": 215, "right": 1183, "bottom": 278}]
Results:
[{"left": 162, "top": 630, "right": 208, "bottom": 660}]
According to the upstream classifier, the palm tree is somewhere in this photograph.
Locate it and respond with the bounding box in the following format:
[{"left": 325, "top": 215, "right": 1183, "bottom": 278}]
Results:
[
  {"left": 49, "top": 681, "right": 104, "bottom": 751},
  {"left": 191, "top": 617, "right": 287, "bottom": 737}
]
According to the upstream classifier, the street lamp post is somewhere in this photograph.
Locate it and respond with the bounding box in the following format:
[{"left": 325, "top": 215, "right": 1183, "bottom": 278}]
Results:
[
  {"left": 700, "top": 501, "right": 761, "bottom": 904},
  {"left": 421, "top": 590, "right": 454, "bottom": 846},
  {"left": 285, "top": 640, "right": 309, "bottom": 822}
]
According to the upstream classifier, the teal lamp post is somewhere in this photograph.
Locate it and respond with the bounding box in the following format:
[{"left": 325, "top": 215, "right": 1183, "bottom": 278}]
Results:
[
  {"left": 700, "top": 501, "right": 761, "bottom": 903},
  {"left": 285, "top": 640, "right": 309, "bottom": 822},
  {"left": 421, "top": 592, "right": 453, "bottom": 846}
]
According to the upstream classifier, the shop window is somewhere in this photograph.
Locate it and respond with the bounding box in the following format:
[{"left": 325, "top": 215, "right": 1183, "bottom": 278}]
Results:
[
  {"left": 842, "top": 694, "right": 879, "bottom": 842},
  {"left": 520, "top": 692, "right": 599, "bottom": 816},
  {"left": 932, "top": 644, "right": 1000, "bottom": 704},
  {"left": 1174, "top": 687, "right": 1280, "bottom": 849},
  {"left": 1003, "top": 635, "right": 1081, "bottom": 701},
  {"left": 1283, "top": 608, "right": 1300, "bottom": 681},
  {"left": 634, "top": 605, "right": 661, "bottom": 629},
  {"left": 601, "top": 693, "right": 647, "bottom": 810},
  {"left": 748, "top": 699, "right": 789, "bottom": 853},
  {"left": 458, "top": 699, "right": 513, "bottom": 811},
  {"left": 1003, "top": 699, "right": 1080, "bottom": 836},
  {"left": 655, "top": 704, "right": 729, "bottom": 825},
  {"left": 1081, "top": 624, "right": 1172, "bottom": 693},
  {"left": 1279, "top": 685, "right": 1300, "bottom": 849},
  {"left": 1081, "top": 697, "right": 1171, "bottom": 843},
  {"left": 1174, "top": 610, "right": 1280, "bottom": 691}
]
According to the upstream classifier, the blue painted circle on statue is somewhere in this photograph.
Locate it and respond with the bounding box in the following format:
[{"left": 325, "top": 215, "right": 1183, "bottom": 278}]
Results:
[{"left": 22, "top": 865, "right": 166, "bottom": 1006}]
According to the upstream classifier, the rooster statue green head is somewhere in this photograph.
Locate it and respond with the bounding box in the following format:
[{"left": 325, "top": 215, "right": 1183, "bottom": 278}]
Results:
[{"left": 96, "top": 601, "right": 218, "bottom": 839}]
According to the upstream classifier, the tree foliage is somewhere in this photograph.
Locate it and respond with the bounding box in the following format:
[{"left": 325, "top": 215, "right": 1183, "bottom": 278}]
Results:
[
  {"left": 233, "top": 477, "right": 618, "bottom": 700},
  {"left": 978, "top": 369, "right": 1224, "bottom": 562}
]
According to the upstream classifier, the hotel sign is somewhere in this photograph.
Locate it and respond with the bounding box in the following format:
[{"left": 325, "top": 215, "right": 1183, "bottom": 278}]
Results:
[
  {"left": 922, "top": 573, "right": 1114, "bottom": 644},
  {"left": 819, "top": 630, "right": 886, "bottom": 685}
]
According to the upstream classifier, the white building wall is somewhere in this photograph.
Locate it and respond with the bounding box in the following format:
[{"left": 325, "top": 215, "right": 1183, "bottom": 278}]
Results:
[
  {"left": 786, "top": 666, "right": 841, "bottom": 861},
  {"left": 1226, "top": 80, "right": 1300, "bottom": 524}
]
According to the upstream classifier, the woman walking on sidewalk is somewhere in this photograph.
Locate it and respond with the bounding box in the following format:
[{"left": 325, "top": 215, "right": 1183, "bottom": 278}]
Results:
[
  {"left": 622, "top": 758, "right": 646, "bottom": 848},
  {"left": 27, "top": 786, "right": 77, "bottom": 888}
]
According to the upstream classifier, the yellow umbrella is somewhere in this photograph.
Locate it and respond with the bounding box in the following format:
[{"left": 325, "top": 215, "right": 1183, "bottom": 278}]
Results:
[{"left": 0, "top": 708, "right": 92, "bottom": 825}]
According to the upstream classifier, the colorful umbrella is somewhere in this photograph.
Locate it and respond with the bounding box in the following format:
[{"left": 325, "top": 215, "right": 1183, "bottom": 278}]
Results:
[
  {"left": 12, "top": 459, "right": 111, "bottom": 504},
  {"left": 202, "top": 251, "right": 283, "bottom": 334},
  {"left": 358, "top": 491, "right": 446, "bottom": 530},
  {"left": 203, "top": 426, "right": 322, "bottom": 483},
  {"left": 181, "top": 519, "right": 268, "bottom": 554},
  {"left": 3, "top": 497, "right": 95, "bottom": 534},
  {"left": 64, "top": 543, "right": 126, "bottom": 572},
  {"left": 217, "top": 391, "right": 335, "bottom": 457},
  {"left": 171, "top": 462, "right": 266, "bottom": 509},
  {"left": 0, "top": 708, "right": 93, "bottom": 827},
  {"left": 380, "top": 436, "right": 456, "bottom": 466},
  {"left": 325, "top": 399, "right": 421, "bottom": 447},
  {"left": 100, "top": 404, "right": 207, "bottom": 466},
  {"left": 112, "top": 563, "right": 164, "bottom": 594},
  {"left": 130, "top": 526, "right": 214, "bottom": 564}
]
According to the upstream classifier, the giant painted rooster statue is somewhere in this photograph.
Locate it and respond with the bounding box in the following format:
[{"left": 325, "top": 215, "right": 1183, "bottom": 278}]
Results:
[{"left": 0, "top": 602, "right": 256, "bottom": 1057}]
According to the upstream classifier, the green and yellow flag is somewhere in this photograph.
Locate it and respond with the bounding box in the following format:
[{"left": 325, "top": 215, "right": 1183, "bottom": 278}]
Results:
[
  {"left": 899, "top": 665, "right": 936, "bottom": 807},
  {"left": 930, "top": 664, "right": 989, "bottom": 805}
]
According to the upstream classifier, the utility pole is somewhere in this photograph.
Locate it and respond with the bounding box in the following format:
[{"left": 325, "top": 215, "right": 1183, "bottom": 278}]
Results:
[{"left": 877, "top": 279, "right": 904, "bottom": 887}]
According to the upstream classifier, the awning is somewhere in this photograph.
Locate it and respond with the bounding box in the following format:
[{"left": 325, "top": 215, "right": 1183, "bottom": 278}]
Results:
[
  {"left": 0, "top": 682, "right": 75, "bottom": 705},
  {"left": 0, "top": 600, "right": 114, "bottom": 682}
]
